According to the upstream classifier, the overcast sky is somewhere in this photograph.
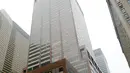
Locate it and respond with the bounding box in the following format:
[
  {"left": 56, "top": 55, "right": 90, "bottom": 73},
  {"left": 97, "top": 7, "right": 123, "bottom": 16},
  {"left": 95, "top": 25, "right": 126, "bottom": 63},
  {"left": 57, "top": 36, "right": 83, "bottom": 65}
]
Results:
[{"left": 0, "top": 0, "right": 130, "bottom": 73}]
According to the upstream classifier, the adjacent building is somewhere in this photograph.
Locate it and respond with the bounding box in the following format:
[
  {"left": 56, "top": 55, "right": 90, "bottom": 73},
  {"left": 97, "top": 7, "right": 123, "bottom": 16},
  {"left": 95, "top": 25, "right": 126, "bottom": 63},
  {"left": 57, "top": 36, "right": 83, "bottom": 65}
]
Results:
[
  {"left": 94, "top": 49, "right": 110, "bottom": 73},
  {"left": 27, "top": 0, "right": 102, "bottom": 73},
  {"left": 106, "top": 0, "right": 130, "bottom": 67},
  {"left": 0, "top": 10, "right": 29, "bottom": 73}
]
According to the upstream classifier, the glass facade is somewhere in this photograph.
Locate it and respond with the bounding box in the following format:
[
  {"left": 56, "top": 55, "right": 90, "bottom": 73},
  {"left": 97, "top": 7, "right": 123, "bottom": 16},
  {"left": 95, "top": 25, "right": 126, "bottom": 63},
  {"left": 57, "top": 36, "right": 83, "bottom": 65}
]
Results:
[
  {"left": 28, "top": 0, "right": 96, "bottom": 73},
  {"left": 94, "top": 49, "right": 110, "bottom": 73}
]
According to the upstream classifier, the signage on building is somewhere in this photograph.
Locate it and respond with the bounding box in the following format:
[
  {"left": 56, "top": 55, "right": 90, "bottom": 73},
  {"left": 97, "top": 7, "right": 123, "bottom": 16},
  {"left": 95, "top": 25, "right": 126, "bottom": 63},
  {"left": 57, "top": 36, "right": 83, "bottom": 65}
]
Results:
[{"left": 117, "top": 1, "right": 130, "bottom": 24}]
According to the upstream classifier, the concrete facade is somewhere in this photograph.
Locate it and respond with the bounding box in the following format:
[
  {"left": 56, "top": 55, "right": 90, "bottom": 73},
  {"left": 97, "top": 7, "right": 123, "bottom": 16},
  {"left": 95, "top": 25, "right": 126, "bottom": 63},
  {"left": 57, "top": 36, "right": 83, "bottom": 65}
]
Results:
[
  {"left": 106, "top": 0, "right": 130, "bottom": 67},
  {"left": 27, "top": 0, "right": 100, "bottom": 73},
  {"left": 0, "top": 10, "right": 29, "bottom": 73},
  {"left": 94, "top": 49, "right": 110, "bottom": 73}
]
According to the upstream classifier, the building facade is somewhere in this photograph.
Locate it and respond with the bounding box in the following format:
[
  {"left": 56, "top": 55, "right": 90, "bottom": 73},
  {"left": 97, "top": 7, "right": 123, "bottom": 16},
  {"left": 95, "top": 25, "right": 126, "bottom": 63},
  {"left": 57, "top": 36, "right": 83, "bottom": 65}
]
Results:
[
  {"left": 106, "top": 0, "right": 130, "bottom": 67},
  {"left": 27, "top": 0, "right": 101, "bottom": 73},
  {"left": 26, "top": 59, "right": 78, "bottom": 73},
  {"left": 94, "top": 49, "right": 110, "bottom": 73},
  {"left": 0, "top": 10, "right": 29, "bottom": 73}
]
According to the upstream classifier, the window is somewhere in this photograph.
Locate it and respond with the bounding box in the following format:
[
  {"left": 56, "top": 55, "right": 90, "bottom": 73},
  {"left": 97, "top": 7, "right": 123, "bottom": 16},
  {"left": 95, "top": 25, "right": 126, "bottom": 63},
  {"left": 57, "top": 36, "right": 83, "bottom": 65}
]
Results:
[
  {"left": 41, "top": 49, "right": 50, "bottom": 54},
  {"left": 29, "top": 49, "right": 40, "bottom": 55},
  {"left": 80, "top": 48, "right": 84, "bottom": 58},
  {"left": 41, "top": 57, "right": 50, "bottom": 62},
  {"left": 28, "top": 61, "right": 39, "bottom": 67},
  {"left": 59, "top": 67, "right": 64, "bottom": 72},
  {"left": 30, "top": 44, "right": 37, "bottom": 48},
  {"left": 29, "top": 53, "right": 39, "bottom": 59},
  {"left": 28, "top": 57, "right": 38, "bottom": 63},
  {"left": 41, "top": 53, "right": 50, "bottom": 58},
  {"left": 28, "top": 68, "right": 33, "bottom": 72},
  {"left": 33, "top": 65, "right": 39, "bottom": 70},
  {"left": 29, "top": 46, "right": 40, "bottom": 52},
  {"left": 23, "top": 70, "right": 26, "bottom": 73}
]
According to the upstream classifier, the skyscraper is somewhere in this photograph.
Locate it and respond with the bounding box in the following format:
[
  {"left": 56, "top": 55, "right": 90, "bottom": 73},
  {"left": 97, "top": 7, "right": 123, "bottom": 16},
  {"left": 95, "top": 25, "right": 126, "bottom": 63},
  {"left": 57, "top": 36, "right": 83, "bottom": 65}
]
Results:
[
  {"left": 94, "top": 49, "right": 110, "bottom": 73},
  {"left": 27, "top": 0, "right": 101, "bottom": 73},
  {"left": 106, "top": 0, "right": 130, "bottom": 67},
  {"left": 0, "top": 10, "right": 29, "bottom": 73}
]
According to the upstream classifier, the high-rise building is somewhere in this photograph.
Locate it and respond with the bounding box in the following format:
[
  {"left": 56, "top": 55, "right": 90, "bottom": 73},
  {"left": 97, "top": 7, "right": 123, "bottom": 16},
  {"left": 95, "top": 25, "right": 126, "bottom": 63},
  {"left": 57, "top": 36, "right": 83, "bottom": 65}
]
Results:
[
  {"left": 0, "top": 10, "right": 29, "bottom": 73},
  {"left": 106, "top": 0, "right": 130, "bottom": 67},
  {"left": 94, "top": 49, "right": 110, "bottom": 73},
  {"left": 27, "top": 0, "right": 102, "bottom": 73}
]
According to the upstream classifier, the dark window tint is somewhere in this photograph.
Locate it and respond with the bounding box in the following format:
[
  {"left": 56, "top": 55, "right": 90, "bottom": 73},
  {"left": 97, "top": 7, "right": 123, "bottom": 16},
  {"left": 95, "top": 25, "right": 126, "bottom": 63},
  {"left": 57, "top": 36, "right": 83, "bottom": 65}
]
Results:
[
  {"left": 28, "top": 57, "right": 38, "bottom": 63},
  {"left": 28, "top": 68, "right": 33, "bottom": 72},
  {"left": 30, "top": 44, "right": 37, "bottom": 48},
  {"left": 41, "top": 49, "right": 50, "bottom": 54},
  {"left": 41, "top": 57, "right": 50, "bottom": 62},
  {"left": 28, "top": 61, "right": 39, "bottom": 67},
  {"left": 59, "top": 67, "right": 64, "bottom": 72},
  {"left": 41, "top": 53, "right": 50, "bottom": 58},
  {"left": 29, "top": 53, "right": 39, "bottom": 59},
  {"left": 23, "top": 70, "right": 26, "bottom": 73},
  {"left": 29, "top": 49, "right": 40, "bottom": 55},
  {"left": 29, "top": 46, "right": 40, "bottom": 52}
]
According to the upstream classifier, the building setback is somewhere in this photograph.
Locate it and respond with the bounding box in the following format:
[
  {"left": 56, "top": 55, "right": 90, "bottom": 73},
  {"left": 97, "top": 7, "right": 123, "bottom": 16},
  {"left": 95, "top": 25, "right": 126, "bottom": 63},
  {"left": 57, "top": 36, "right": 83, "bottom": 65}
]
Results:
[
  {"left": 94, "top": 49, "right": 110, "bottom": 73},
  {"left": 27, "top": 0, "right": 103, "bottom": 73},
  {"left": 106, "top": 0, "right": 130, "bottom": 67},
  {"left": 0, "top": 10, "right": 29, "bottom": 73},
  {"left": 27, "top": 59, "right": 78, "bottom": 73}
]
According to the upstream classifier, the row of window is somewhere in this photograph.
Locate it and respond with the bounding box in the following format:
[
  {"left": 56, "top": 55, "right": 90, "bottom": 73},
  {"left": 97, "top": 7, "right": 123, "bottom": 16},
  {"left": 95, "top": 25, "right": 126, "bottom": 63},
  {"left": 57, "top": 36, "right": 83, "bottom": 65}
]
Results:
[
  {"left": 41, "top": 53, "right": 50, "bottom": 58},
  {"left": 87, "top": 51, "right": 102, "bottom": 73},
  {"left": 28, "top": 61, "right": 39, "bottom": 67},
  {"left": 30, "top": 44, "right": 38, "bottom": 48},
  {"left": 29, "top": 53, "right": 39, "bottom": 59},
  {"left": 29, "top": 49, "right": 40, "bottom": 55},
  {"left": 27, "top": 65, "right": 39, "bottom": 72},
  {"left": 27, "top": 61, "right": 51, "bottom": 72},
  {"left": 41, "top": 67, "right": 63, "bottom": 73},
  {"left": 30, "top": 45, "right": 40, "bottom": 52},
  {"left": 29, "top": 43, "right": 50, "bottom": 55},
  {"left": 2, "top": 30, "right": 16, "bottom": 73},
  {"left": 41, "top": 57, "right": 50, "bottom": 62},
  {"left": 28, "top": 53, "right": 50, "bottom": 63},
  {"left": 28, "top": 57, "right": 39, "bottom": 63},
  {"left": 41, "top": 49, "right": 50, "bottom": 54}
]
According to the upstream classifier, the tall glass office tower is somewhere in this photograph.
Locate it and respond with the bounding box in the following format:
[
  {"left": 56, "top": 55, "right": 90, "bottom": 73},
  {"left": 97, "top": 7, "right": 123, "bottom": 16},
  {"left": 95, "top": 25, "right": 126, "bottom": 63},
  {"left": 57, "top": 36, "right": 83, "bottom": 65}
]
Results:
[
  {"left": 94, "top": 49, "right": 110, "bottom": 73},
  {"left": 27, "top": 0, "right": 96, "bottom": 73}
]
